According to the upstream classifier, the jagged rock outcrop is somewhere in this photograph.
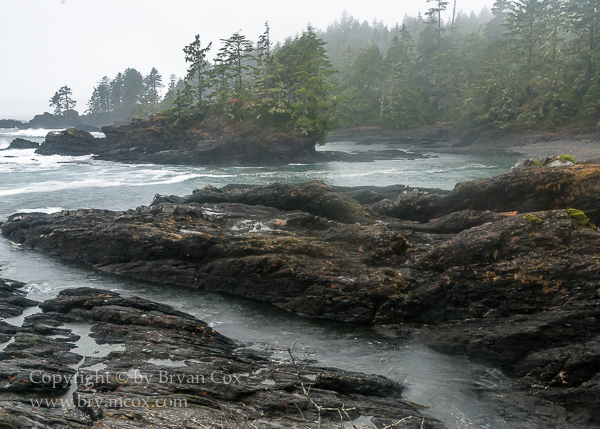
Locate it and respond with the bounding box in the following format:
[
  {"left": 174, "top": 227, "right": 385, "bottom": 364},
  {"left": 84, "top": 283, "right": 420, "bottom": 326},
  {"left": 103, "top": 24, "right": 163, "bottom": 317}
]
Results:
[
  {"left": 374, "top": 209, "right": 600, "bottom": 422},
  {"left": 5, "top": 138, "right": 39, "bottom": 149},
  {"left": 75, "top": 123, "right": 100, "bottom": 133},
  {"left": 1, "top": 203, "right": 406, "bottom": 323},
  {"left": 35, "top": 115, "right": 430, "bottom": 165},
  {"left": 0, "top": 286, "right": 443, "bottom": 428},
  {"left": 167, "top": 180, "right": 376, "bottom": 224},
  {"left": 373, "top": 164, "right": 600, "bottom": 224},
  {"left": 36, "top": 128, "right": 99, "bottom": 156},
  {"left": 36, "top": 115, "right": 318, "bottom": 165},
  {"left": 0, "top": 278, "right": 38, "bottom": 343}
]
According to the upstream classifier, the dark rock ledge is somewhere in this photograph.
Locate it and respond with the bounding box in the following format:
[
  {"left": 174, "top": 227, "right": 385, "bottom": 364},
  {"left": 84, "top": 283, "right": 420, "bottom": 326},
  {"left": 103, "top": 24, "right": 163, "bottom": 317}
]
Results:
[
  {"left": 34, "top": 116, "right": 431, "bottom": 165},
  {"left": 2, "top": 164, "right": 600, "bottom": 424},
  {"left": 3, "top": 138, "right": 39, "bottom": 150},
  {"left": 0, "top": 285, "right": 443, "bottom": 428}
]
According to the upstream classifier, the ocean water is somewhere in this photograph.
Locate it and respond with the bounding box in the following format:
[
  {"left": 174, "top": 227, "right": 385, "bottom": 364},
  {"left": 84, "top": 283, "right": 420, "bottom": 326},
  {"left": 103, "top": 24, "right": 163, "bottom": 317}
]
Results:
[
  {"left": 0, "top": 128, "right": 518, "bottom": 220},
  {"left": 0, "top": 128, "right": 573, "bottom": 428}
]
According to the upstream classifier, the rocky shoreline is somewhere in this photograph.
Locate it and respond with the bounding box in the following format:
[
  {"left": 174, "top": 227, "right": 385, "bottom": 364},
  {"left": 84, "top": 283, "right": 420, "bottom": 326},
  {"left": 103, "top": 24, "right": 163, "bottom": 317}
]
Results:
[
  {"left": 8, "top": 115, "right": 596, "bottom": 166},
  {"left": 0, "top": 283, "right": 441, "bottom": 428},
  {"left": 5, "top": 113, "right": 600, "bottom": 165},
  {"left": 328, "top": 125, "right": 600, "bottom": 161},
  {"left": 2, "top": 162, "right": 600, "bottom": 425},
  {"left": 33, "top": 116, "right": 432, "bottom": 166}
]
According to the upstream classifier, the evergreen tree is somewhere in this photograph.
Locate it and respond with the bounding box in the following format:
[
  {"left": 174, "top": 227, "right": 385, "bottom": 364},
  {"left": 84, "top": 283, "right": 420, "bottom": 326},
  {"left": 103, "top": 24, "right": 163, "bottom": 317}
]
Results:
[
  {"left": 287, "top": 26, "right": 337, "bottom": 140},
  {"left": 183, "top": 35, "right": 212, "bottom": 104},
  {"left": 172, "top": 85, "right": 194, "bottom": 118},
  {"left": 567, "top": 0, "right": 599, "bottom": 80},
  {"left": 82, "top": 5, "right": 600, "bottom": 135},
  {"left": 143, "top": 67, "right": 164, "bottom": 105},
  {"left": 122, "top": 68, "right": 144, "bottom": 113},
  {"left": 251, "top": 22, "right": 287, "bottom": 106},
  {"left": 216, "top": 31, "right": 254, "bottom": 99},
  {"left": 426, "top": 0, "right": 450, "bottom": 49},
  {"left": 49, "top": 85, "right": 76, "bottom": 115},
  {"left": 544, "top": 0, "right": 567, "bottom": 64},
  {"left": 110, "top": 72, "right": 125, "bottom": 113},
  {"left": 161, "top": 75, "right": 185, "bottom": 109},
  {"left": 168, "top": 74, "right": 177, "bottom": 92},
  {"left": 49, "top": 91, "right": 62, "bottom": 115},
  {"left": 60, "top": 86, "right": 76, "bottom": 111},
  {"left": 506, "top": 0, "right": 549, "bottom": 67},
  {"left": 463, "top": 39, "right": 520, "bottom": 129},
  {"left": 382, "top": 30, "right": 426, "bottom": 128},
  {"left": 87, "top": 77, "right": 111, "bottom": 114},
  {"left": 334, "top": 44, "right": 382, "bottom": 126},
  {"left": 485, "top": 0, "right": 512, "bottom": 40}
]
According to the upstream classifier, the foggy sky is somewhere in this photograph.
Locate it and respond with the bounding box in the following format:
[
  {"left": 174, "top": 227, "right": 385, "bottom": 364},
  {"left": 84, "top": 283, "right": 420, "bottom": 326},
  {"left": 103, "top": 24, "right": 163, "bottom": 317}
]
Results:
[{"left": 0, "top": 0, "right": 495, "bottom": 120}]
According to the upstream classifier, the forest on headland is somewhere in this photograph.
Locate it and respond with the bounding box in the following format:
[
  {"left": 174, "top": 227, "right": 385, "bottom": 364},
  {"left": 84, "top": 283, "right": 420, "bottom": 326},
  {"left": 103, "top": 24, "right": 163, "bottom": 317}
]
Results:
[{"left": 13, "top": 0, "right": 600, "bottom": 139}]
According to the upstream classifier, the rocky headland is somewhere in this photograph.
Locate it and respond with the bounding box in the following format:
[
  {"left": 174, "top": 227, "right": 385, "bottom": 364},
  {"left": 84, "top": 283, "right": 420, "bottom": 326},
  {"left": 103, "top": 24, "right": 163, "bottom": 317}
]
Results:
[
  {"left": 33, "top": 119, "right": 600, "bottom": 166},
  {"left": 2, "top": 162, "right": 600, "bottom": 425},
  {"left": 35, "top": 116, "right": 429, "bottom": 166}
]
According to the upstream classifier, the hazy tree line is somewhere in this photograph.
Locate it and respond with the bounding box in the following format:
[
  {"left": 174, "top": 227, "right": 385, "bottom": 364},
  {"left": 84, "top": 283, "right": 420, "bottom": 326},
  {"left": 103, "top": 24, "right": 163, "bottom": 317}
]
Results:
[
  {"left": 84, "top": 68, "right": 185, "bottom": 122},
  {"left": 328, "top": 0, "right": 600, "bottom": 131},
  {"left": 55, "top": 0, "right": 598, "bottom": 134}
]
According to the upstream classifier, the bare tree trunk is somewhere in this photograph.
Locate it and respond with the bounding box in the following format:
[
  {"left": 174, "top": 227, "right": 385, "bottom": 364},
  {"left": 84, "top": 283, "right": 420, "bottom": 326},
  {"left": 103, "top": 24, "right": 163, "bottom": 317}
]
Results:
[
  {"left": 438, "top": 10, "right": 442, "bottom": 49},
  {"left": 380, "top": 81, "right": 386, "bottom": 117},
  {"left": 591, "top": 25, "right": 595, "bottom": 79},
  {"left": 451, "top": 0, "right": 457, "bottom": 34}
]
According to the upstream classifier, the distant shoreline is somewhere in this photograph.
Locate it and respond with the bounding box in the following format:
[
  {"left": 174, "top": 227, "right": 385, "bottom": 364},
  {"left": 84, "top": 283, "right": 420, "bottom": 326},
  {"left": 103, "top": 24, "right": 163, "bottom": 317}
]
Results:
[
  {"left": 329, "top": 125, "right": 600, "bottom": 161},
  {"left": 4, "top": 120, "right": 599, "bottom": 162}
]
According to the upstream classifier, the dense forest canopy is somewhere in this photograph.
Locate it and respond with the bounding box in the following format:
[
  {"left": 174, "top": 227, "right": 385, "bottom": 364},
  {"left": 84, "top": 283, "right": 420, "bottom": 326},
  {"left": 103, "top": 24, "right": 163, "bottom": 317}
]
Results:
[
  {"left": 70, "top": 0, "right": 598, "bottom": 137},
  {"left": 328, "top": 0, "right": 600, "bottom": 131}
]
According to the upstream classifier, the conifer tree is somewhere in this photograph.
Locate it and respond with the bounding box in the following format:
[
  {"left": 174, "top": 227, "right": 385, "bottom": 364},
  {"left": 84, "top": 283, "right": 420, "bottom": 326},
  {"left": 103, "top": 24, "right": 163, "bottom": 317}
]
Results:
[
  {"left": 183, "top": 35, "right": 212, "bottom": 104},
  {"left": 287, "top": 26, "right": 336, "bottom": 140},
  {"left": 426, "top": 0, "right": 449, "bottom": 49},
  {"left": 143, "top": 67, "right": 164, "bottom": 105},
  {"left": 121, "top": 68, "right": 144, "bottom": 113},
  {"left": 87, "top": 77, "right": 111, "bottom": 114},
  {"left": 49, "top": 85, "right": 76, "bottom": 115}
]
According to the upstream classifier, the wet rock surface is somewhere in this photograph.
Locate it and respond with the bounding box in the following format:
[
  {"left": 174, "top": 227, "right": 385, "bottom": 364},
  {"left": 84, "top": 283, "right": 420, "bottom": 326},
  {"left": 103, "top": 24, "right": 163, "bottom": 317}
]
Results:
[
  {"left": 0, "top": 279, "right": 37, "bottom": 321},
  {"left": 178, "top": 182, "right": 449, "bottom": 206},
  {"left": 34, "top": 116, "right": 431, "bottom": 166},
  {"left": 173, "top": 180, "right": 376, "bottom": 224},
  {"left": 36, "top": 128, "right": 99, "bottom": 156},
  {"left": 4, "top": 138, "right": 39, "bottom": 150},
  {"left": 1, "top": 202, "right": 406, "bottom": 323},
  {"left": 372, "top": 164, "right": 600, "bottom": 225},
  {"left": 3, "top": 165, "right": 600, "bottom": 424},
  {"left": 0, "top": 287, "right": 442, "bottom": 428},
  {"left": 373, "top": 209, "right": 600, "bottom": 424}
]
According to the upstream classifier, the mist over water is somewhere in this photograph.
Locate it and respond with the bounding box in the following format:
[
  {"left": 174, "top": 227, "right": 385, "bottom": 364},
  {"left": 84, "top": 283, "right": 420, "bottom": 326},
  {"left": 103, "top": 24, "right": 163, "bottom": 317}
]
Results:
[{"left": 1, "top": 128, "right": 572, "bottom": 428}]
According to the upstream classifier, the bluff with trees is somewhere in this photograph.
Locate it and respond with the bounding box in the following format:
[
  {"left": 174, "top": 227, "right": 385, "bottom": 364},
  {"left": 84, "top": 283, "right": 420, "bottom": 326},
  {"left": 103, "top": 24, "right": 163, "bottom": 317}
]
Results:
[
  {"left": 327, "top": 0, "right": 600, "bottom": 132},
  {"left": 163, "top": 24, "right": 337, "bottom": 142},
  {"left": 34, "top": 25, "right": 338, "bottom": 164}
]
